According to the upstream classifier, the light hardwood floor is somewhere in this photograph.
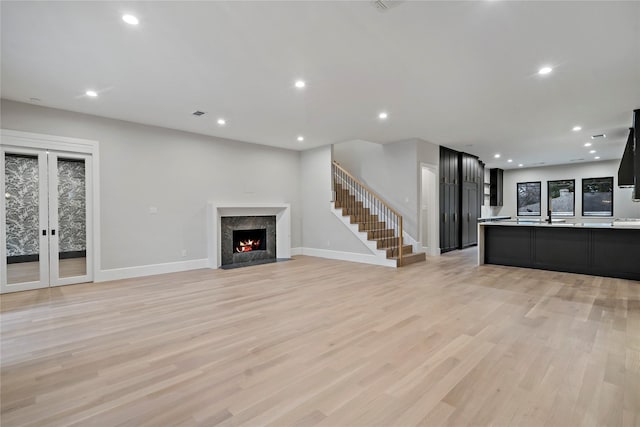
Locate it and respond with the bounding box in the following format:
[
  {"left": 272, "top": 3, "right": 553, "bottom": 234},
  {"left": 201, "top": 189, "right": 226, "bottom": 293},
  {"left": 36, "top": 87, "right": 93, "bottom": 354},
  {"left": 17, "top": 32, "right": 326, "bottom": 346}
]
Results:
[{"left": 1, "top": 250, "right": 638, "bottom": 426}]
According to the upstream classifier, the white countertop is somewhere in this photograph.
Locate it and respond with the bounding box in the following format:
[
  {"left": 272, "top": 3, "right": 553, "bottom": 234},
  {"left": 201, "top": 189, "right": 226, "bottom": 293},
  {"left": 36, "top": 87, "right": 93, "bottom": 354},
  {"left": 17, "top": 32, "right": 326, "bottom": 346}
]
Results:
[
  {"left": 479, "top": 219, "right": 640, "bottom": 230},
  {"left": 477, "top": 216, "right": 511, "bottom": 221}
]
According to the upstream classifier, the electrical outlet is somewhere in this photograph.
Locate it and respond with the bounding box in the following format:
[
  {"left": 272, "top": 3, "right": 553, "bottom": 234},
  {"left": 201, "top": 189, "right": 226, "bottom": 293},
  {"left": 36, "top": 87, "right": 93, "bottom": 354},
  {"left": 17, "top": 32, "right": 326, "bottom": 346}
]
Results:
[{"left": 149, "top": 206, "right": 158, "bottom": 215}]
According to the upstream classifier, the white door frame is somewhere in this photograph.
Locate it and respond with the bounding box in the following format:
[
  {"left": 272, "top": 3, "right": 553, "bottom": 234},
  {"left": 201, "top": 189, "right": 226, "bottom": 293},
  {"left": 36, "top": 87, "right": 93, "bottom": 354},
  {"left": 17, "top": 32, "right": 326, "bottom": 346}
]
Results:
[
  {"left": 48, "top": 152, "right": 94, "bottom": 287},
  {"left": 1, "top": 147, "right": 50, "bottom": 292},
  {"left": 419, "top": 162, "right": 440, "bottom": 256},
  {"left": 0, "top": 129, "right": 100, "bottom": 293}
]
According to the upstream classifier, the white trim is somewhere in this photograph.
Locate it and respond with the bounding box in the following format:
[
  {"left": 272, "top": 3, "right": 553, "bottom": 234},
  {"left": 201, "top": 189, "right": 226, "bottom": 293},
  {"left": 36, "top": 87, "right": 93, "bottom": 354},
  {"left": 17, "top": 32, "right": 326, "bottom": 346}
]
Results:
[
  {"left": 207, "top": 202, "right": 291, "bottom": 269},
  {"left": 1, "top": 129, "right": 98, "bottom": 154},
  {"left": 96, "top": 259, "right": 208, "bottom": 282},
  {"left": 297, "top": 248, "right": 397, "bottom": 267},
  {"left": 419, "top": 162, "right": 441, "bottom": 257},
  {"left": 290, "top": 247, "right": 303, "bottom": 256}
]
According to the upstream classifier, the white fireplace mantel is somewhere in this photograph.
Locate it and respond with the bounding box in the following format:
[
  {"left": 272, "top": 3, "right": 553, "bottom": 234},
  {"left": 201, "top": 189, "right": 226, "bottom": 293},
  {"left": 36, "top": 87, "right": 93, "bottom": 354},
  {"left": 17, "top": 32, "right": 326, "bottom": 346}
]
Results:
[{"left": 206, "top": 202, "right": 291, "bottom": 269}]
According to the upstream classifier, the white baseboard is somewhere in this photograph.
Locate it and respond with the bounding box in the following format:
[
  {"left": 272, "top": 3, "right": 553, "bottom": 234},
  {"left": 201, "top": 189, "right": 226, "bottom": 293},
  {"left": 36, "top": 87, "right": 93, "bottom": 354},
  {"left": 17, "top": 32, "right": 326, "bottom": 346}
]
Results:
[
  {"left": 96, "top": 258, "right": 209, "bottom": 282},
  {"left": 298, "top": 247, "right": 396, "bottom": 267},
  {"left": 422, "top": 246, "right": 441, "bottom": 257},
  {"left": 290, "top": 247, "right": 303, "bottom": 256}
]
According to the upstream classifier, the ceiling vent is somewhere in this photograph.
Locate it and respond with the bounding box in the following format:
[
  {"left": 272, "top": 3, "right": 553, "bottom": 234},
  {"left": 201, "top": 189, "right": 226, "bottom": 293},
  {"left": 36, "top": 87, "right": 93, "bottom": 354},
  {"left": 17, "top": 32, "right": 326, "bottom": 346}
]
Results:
[
  {"left": 591, "top": 133, "right": 606, "bottom": 139},
  {"left": 192, "top": 111, "right": 206, "bottom": 116},
  {"left": 373, "top": 0, "right": 404, "bottom": 11},
  {"left": 569, "top": 158, "right": 585, "bottom": 162}
]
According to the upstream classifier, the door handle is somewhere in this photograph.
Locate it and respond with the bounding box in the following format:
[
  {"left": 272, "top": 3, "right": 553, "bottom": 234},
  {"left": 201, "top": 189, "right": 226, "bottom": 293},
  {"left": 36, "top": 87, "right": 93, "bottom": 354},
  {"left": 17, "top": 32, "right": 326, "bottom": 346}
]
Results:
[
  {"left": 51, "top": 229, "right": 56, "bottom": 236},
  {"left": 42, "top": 229, "right": 47, "bottom": 236}
]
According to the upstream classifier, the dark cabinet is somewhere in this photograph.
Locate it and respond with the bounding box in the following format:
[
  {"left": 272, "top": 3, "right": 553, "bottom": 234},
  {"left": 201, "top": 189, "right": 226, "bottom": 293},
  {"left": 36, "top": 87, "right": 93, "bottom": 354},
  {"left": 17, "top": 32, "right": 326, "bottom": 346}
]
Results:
[
  {"left": 440, "top": 147, "right": 459, "bottom": 253},
  {"left": 440, "top": 148, "right": 482, "bottom": 252},
  {"left": 460, "top": 153, "right": 481, "bottom": 248},
  {"left": 461, "top": 182, "right": 479, "bottom": 247},
  {"left": 490, "top": 168, "right": 504, "bottom": 207}
]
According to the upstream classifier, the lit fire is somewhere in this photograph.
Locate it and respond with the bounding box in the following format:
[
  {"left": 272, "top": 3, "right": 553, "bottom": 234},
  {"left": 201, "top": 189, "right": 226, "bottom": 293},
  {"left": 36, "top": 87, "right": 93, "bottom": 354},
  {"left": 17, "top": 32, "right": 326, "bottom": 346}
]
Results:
[{"left": 235, "top": 239, "right": 261, "bottom": 253}]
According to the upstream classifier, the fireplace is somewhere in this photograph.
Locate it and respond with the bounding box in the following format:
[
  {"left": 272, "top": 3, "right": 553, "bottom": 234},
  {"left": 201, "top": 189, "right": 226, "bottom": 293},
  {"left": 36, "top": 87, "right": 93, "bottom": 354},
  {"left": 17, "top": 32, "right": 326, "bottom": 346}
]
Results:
[
  {"left": 220, "top": 215, "right": 276, "bottom": 267},
  {"left": 233, "top": 229, "right": 266, "bottom": 253}
]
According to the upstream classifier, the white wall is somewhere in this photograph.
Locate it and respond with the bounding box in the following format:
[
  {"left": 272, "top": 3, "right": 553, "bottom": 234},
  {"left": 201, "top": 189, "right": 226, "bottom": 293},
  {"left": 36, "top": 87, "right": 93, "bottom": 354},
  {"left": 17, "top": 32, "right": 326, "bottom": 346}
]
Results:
[
  {"left": 300, "top": 145, "right": 371, "bottom": 254},
  {"left": 498, "top": 160, "right": 640, "bottom": 221},
  {"left": 1, "top": 99, "right": 302, "bottom": 271}
]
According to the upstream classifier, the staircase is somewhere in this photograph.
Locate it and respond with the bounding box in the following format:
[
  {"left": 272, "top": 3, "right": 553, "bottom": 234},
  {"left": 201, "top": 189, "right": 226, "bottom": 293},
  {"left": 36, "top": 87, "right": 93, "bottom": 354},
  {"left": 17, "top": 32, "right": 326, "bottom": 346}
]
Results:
[{"left": 332, "top": 163, "right": 426, "bottom": 267}]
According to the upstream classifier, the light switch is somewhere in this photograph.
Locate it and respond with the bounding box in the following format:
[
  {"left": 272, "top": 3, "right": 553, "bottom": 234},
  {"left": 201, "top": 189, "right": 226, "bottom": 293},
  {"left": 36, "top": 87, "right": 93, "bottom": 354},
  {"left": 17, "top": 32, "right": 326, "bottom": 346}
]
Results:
[{"left": 149, "top": 206, "right": 158, "bottom": 214}]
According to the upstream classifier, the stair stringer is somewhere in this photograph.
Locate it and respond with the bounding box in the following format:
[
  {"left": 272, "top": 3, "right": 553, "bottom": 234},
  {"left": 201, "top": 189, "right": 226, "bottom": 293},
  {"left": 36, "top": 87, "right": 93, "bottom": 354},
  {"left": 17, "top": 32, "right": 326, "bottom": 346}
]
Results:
[{"left": 330, "top": 202, "right": 397, "bottom": 268}]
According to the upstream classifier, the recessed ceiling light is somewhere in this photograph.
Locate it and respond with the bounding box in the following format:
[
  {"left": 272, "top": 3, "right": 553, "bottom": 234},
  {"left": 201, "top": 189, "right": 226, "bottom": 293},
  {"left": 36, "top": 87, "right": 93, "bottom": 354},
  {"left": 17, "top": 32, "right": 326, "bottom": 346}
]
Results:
[
  {"left": 494, "top": 154, "right": 501, "bottom": 159},
  {"left": 572, "top": 126, "right": 582, "bottom": 132},
  {"left": 122, "top": 14, "right": 139, "bottom": 25},
  {"left": 518, "top": 164, "right": 523, "bottom": 167},
  {"left": 297, "top": 136, "right": 304, "bottom": 142},
  {"left": 378, "top": 112, "right": 388, "bottom": 120},
  {"left": 85, "top": 90, "right": 98, "bottom": 97},
  {"left": 594, "top": 156, "right": 601, "bottom": 160},
  {"left": 217, "top": 118, "right": 226, "bottom": 125},
  {"left": 589, "top": 150, "right": 596, "bottom": 154},
  {"left": 584, "top": 142, "right": 592, "bottom": 147},
  {"left": 538, "top": 66, "right": 553, "bottom": 75},
  {"left": 507, "top": 159, "right": 513, "bottom": 163},
  {"left": 294, "top": 80, "right": 306, "bottom": 89}
]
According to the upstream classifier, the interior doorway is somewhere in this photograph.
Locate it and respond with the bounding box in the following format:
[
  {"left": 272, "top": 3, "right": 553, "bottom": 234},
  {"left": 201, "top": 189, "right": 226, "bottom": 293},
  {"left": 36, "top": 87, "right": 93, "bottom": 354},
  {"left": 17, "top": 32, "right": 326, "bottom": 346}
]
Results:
[
  {"left": 1, "top": 130, "right": 98, "bottom": 293},
  {"left": 420, "top": 163, "right": 439, "bottom": 256}
]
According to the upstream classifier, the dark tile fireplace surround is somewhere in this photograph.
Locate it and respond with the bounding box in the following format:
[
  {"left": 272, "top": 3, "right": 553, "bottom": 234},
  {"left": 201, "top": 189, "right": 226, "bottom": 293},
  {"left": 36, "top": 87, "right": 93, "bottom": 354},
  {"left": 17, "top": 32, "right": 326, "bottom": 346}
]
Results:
[{"left": 220, "top": 215, "right": 276, "bottom": 268}]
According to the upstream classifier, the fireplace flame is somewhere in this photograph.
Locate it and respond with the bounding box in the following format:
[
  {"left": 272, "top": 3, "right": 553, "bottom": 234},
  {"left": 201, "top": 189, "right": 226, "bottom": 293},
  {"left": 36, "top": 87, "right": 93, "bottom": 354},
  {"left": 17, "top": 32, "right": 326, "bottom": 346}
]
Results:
[{"left": 236, "top": 239, "right": 261, "bottom": 253}]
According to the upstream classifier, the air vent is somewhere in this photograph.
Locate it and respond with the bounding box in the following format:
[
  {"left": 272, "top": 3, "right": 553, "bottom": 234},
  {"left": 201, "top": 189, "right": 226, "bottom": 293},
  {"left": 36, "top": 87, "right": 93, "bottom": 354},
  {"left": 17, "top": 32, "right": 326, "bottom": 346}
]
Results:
[
  {"left": 591, "top": 134, "right": 606, "bottom": 139},
  {"left": 373, "top": 0, "right": 404, "bottom": 11},
  {"left": 192, "top": 111, "right": 206, "bottom": 116},
  {"left": 569, "top": 158, "right": 585, "bottom": 162},
  {"left": 374, "top": 0, "right": 388, "bottom": 9}
]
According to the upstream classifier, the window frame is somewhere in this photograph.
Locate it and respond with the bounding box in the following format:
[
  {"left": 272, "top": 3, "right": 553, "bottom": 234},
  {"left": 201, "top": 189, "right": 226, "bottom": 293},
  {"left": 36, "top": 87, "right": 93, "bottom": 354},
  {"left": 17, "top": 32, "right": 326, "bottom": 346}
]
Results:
[
  {"left": 582, "top": 176, "right": 614, "bottom": 217},
  {"left": 516, "top": 181, "right": 542, "bottom": 216},
  {"left": 547, "top": 179, "right": 576, "bottom": 217}
]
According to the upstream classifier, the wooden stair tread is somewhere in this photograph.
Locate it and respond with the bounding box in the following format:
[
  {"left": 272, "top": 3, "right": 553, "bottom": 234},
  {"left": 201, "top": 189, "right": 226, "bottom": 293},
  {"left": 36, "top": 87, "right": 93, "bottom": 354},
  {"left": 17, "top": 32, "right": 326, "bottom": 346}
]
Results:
[{"left": 389, "top": 252, "right": 426, "bottom": 266}]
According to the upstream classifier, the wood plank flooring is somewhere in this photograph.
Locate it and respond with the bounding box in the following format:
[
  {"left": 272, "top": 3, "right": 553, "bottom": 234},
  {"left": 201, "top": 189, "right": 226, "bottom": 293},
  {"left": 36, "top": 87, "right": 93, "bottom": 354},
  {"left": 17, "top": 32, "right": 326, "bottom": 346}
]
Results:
[{"left": 1, "top": 250, "right": 639, "bottom": 426}]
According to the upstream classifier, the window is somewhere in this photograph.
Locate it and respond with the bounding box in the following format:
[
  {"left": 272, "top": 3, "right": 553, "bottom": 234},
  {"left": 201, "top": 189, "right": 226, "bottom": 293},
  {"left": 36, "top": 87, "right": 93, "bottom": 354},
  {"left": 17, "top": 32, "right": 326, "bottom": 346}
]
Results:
[
  {"left": 517, "top": 181, "right": 541, "bottom": 216},
  {"left": 548, "top": 179, "right": 575, "bottom": 216},
  {"left": 582, "top": 177, "right": 613, "bottom": 216}
]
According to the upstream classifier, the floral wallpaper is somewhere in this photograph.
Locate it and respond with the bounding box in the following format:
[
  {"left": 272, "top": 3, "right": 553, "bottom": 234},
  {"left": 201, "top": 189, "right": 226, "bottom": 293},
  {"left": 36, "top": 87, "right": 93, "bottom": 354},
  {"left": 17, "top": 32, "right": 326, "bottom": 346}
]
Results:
[
  {"left": 5, "top": 155, "right": 40, "bottom": 257},
  {"left": 57, "top": 159, "right": 86, "bottom": 253},
  {"left": 4, "top": 155, "right": 86, "bottom": 257}
]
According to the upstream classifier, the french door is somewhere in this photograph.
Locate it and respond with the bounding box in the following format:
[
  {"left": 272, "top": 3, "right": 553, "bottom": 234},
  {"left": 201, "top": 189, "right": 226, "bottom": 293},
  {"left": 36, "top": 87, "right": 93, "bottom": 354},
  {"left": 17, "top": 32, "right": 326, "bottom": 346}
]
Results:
[{"left": 1, "top": 147, "right": 93, "bottom": 293}]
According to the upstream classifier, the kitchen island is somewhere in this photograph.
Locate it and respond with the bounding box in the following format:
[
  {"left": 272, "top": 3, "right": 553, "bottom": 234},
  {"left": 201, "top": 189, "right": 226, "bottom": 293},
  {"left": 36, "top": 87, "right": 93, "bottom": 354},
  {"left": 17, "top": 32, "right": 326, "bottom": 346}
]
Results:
[{"left": 478, "top": 220, "right": 640, "bottom": 281}]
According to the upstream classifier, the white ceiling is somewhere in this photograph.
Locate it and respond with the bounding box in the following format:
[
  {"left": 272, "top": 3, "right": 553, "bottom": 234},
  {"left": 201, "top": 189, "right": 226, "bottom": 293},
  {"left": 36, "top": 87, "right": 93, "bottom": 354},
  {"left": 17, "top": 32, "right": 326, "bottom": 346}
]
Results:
[{"left": 2, "top": 1, "right": 639, "bottom": 169}]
